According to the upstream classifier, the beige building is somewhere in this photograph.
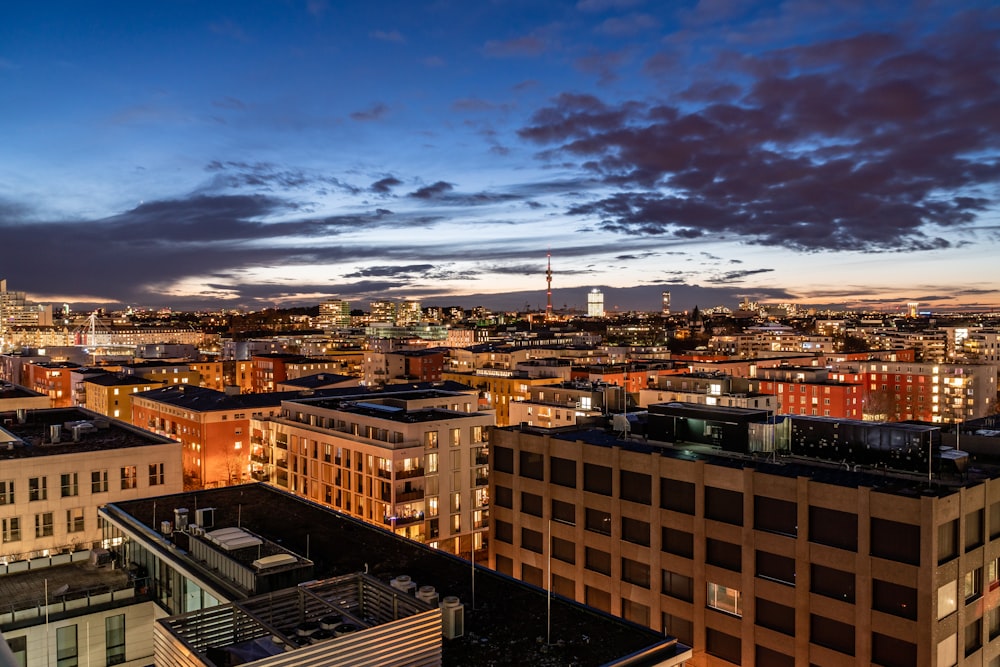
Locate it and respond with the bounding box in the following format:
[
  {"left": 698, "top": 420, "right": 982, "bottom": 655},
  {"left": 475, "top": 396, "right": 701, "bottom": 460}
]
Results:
[
  {"left": 0, "top": 407, "right": 181, "bottom": 562},
  {"left": 253, "top": 386, "right": 494, "bottom": 556},
  {"left": 491, "top": 411, "right": 1000, "bottom": 666}
]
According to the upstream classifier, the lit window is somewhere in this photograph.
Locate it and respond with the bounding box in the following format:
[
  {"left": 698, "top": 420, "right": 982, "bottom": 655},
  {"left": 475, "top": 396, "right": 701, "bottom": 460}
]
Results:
[{"left": 707, "top": 582, "right": 741, "bottom": 617}]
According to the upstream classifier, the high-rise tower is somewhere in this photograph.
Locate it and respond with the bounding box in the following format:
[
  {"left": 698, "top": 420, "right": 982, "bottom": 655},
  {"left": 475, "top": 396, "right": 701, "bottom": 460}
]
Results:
[{"left": 545, "top": 251, "right": 553, "bottom": 319}]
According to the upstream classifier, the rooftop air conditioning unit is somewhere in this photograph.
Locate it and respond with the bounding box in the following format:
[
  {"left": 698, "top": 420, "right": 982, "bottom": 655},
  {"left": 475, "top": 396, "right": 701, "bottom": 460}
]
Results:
[
  {"left": 195, "top": 507, "right": 215, "bottom": 529},
  {"left": 440, "top": 596, "right": 464, "bottom": 639},
  {"left": 173, "top": 508, "right": 189, "bottom": 531},
  {"left": 416, "top": 585, "right": 439, "bottom": 606},
  {"left": 390, "top": 574, "right": 416, "bottom": 595}
]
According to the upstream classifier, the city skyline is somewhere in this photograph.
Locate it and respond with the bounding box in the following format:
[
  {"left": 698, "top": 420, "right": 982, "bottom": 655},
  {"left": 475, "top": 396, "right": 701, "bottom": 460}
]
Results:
[{"left": 1, "top": 1, "right": 998, "bottom": 312}]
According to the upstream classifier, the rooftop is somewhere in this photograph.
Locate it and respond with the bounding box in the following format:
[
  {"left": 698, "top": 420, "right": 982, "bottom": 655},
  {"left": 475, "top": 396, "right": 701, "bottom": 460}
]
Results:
[
  {"left": 109, "top": 484, "right": 689, "bottom": 667},
  {"left": 0, "top": 407, "right": 177, "bottom": 459},
  {"left": 0, "top": 383, "right": 42, "bottom": 400},
  {"left": 84, "top": 373, "right": 165, "bottom": 387}
]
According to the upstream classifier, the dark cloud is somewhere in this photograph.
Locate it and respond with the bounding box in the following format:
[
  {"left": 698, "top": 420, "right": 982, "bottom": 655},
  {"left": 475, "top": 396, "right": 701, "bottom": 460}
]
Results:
[
  {"left": 409, "top": 181, "right": 454, "bottom": 199},
  {"left": 594, "top": 13, "right": 659, "bottom": 37},
  {"left": 705, "top": 268, "right": 775, "bottom": 284},
  {"left": 520, "top": 12, "right": 1000, "bottom": 252},
  {"left": 483, "top": 35, "right": 549, "bottom": 58},
  {"left": 203, "top": 160, "right": 361, "bottom": 194},
  {"left": 343, "top": 264, "right": 435, "bottom": 278},
  {"left": 371, "top": 176, "right": 402, "bottom": 193},
  {"left": 350, "top": 103, "right": 389, "bottom": 121}
]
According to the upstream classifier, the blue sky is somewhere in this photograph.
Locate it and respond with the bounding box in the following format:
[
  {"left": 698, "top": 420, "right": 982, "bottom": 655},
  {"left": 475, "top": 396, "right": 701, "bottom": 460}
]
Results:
[{"left": 1, "top": 0, "right": 998, "bottom": 313}]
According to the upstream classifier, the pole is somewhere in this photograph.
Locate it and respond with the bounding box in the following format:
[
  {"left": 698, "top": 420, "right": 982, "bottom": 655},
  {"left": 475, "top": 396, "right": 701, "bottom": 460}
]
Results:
[
  {"left": 471, "top": 541, "right": 476, "bottom": 610},
  {"left": 547, "top": 519, "right": 552, "bottom": 645},
  {"left": 45, "top": 578, "right": 50, "bottom": 667}
]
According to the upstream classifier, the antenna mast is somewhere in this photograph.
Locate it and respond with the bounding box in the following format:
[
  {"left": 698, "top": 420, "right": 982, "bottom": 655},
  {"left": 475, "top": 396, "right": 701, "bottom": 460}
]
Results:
[{"left": 545, "top": 251, "right": 553, "bottom": 320}]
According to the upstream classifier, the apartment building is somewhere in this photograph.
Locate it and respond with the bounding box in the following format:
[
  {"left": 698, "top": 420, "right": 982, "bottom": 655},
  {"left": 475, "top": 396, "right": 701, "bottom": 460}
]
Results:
[
  {"left": 253, "top": 387, "right": 493, "bottom": 557},
  {"left": 0, "top": 407, "right": 181, "bottom": 562},
  {"left": 442, "top": 368, "right": 562, "bottom": 427},
  {"left": 120, "top": 360, "right": 200, "bottom": 387},
  {"left": 24, "top": 360, "right": 80, "bottom": 407},
  {"left": 747, "top": 365, "right": 863, "bottom": 419},
  {"left": 490, "top": 405, "right": 1000, "bottom": 666},
  {"left": 83, "top": 373, "right": 164, "bottom": 423},
  {"left": 509, "top": 381, "right": 624, "bottom": 428}
]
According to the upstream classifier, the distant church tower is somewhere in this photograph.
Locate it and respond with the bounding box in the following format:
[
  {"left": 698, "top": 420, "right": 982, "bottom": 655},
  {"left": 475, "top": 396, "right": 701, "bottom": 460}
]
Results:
[{"left": 546, "top": 251, "right": 553, "bottom": 320}]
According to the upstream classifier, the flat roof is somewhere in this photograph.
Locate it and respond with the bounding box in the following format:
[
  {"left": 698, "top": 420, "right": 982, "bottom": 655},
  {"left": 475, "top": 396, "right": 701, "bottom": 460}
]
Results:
[
  {"left": 0, "top": 408, "right": 177, "bottom": 459},
  {"left": 0, "top": 384, "right": 43, "bottom": 400},
  {"left": 110, "top": 484, "right": 689, "bottom": 667},
  {"left": 0, "top": 560, "right": 130, "bottom": 612}
]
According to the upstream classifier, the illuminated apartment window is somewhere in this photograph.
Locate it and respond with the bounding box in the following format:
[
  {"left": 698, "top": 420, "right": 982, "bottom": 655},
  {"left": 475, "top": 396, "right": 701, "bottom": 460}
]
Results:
[
  {"left": 92, "top": 469, "right": 108, "bottom": 493},
  {"left": 0, "top": 480, "right": 13, "bottom": 505},
  {"left": 2, "top": 517, "right": 21, "bottom": 542},
  {"left": 707, "top": 581, "right": 742, "bottom": 617},
  {"left": 28, "top": 476, "right": 47, "bottom": 501},
  {"left": 120, "top": 466, "right": 137, "bottom": 490}
]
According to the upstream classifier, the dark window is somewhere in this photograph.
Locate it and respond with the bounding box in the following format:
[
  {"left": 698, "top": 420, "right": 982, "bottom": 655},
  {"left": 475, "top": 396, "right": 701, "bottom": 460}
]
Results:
[
  {"left": 706, "top": 538, "right": 742, "bottom": 572},
  {"left": 809, "top": 506, "right": 858, "bottom": 551},
  {"left": 620, "top": 470, "right": 651, "bottom": 504},
  {"left": 706, "top": 628, "right": 741, "bottom": 665},
  {"left": 57, "top": 624, "right": 79, "bottom": 667},
  {"left": 585, "top": 585, "right": 610, "bottom": 612},
  {"left": 662, "top": 612, "right": 693, "bottom": 646},
  {"left": 495, "top": 519, "right": 513, "bottom": 544},
  {"left": 660, "top": 478, "right": 695, "bottom": 514},
  {"left": 811, "top": 564, "right": 855, "bottom": 603},
  {"left": 621, "top": 558, "right": 650, "bottom": 588},
  {"left": 494, "top": 446, "right": 514, "bottom": 473},
  {"left": 494, "top": 485, "right": 513, "bottom": 509},
  {"left": 551, "top": 536, "right": 576, "bottom": 564},
  {"left": 756, "top": 550, "right": 795, "bottom": 586},
  {"left": 872, "top": 579, "right": 917, "bottom": 620},
  {"left": 7, "top": 636, "right": 26, "bottom": 666},
  {"left": 522, "top": 563, "right": 543, "bottom": 587},
  {"left": 585, "top": 547, "right": 611, "bottom": 575},
  {"left": 522, "top": 527, "right": 543, "bottom": 553},
  {"left": 552, "top": 573, "right": 575, "bottom": 598},
  {"left": 662, "top": 527, "right": 694, "bottom": 558},
  {"left": 495, "top": 554, "right": 513, "bottom": 576},
  {"left": 705, "top": 487, "right": 743, "bottom": 526},
  {"left": 662, "top": 569, "right": 693, "bottom": 602},
  {"left": 622, "top": 599, "right": 650, "bottom": 626},
  {"left": 811, "top": 614, "right": 855, "bottom": 656},
  {"left": 871, "top": 518, "right": 920, "bottom": 565},
  {"left": 521, "top": 492, "right": 543, "bottom": 517},
  {"left": 755, "top": 646, "right": 794, "bottom": 667},
  {"left": 520, "top": 451, "right": 544, "bottom": 480},
  {"left": 622, "top": 516, "right": 650, "bottom": 546},
  {"left": 966, "top": 618, "right": 982, "bottom": 657},
  {"left": 756, "top": 598, "right": 795, "bottom": 635},
  {"left": 938, "top": 519, "right": 959, "bottom": 564},
  {"left": 552, "top": 499, "right": 576, "bottom": 525},
  {"left": 991, "top": 501, "right": 1000, "bottom": 540},
  {"left": 585, "top": 508, "right": 612, "bottom": 536},
  {"left": 106, "top": 614, "right": 126, "bottom": 666},
  {"left": 551, "top": 456, "right": 576, "bottom": 488},
  {"left": 966, "top": 509, "right": 984, "bottom": 551},
  {"left": 583, "top": 463, "right": 612, "bottom": 495},
  {"left": 872, "top": 632, "right": 917, "bottom": 667},
  {"left": 754, "top": 495, "right": 797, "bottom": 536}
]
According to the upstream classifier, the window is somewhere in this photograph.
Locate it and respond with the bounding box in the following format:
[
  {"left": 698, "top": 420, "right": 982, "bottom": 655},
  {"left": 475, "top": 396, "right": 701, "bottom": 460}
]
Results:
[
  {"left": 756, "top": 550, "right": 795, "bottom": 586},
  {"left": 519, "top": 451, "right": 543, "bottom": 480},
  {"left": 7, "top": 636, "right": 26, "bottom": 666},
  {"left": 756, "top": 597, "right": 795, "bottom": 635},
  {"left": 755, "top": 646, "right": 794, "bottom": 667},
  {"left": 584, "top": 547, "right": 611, "bottom": 575},
  {"left": 2, "top": 517, "right": 21, "bottom": 542},
  {"left": 521, "top": 492, "right": 543, "bottom": 517},
  {"left": 91, "top": 469, "right": 108, "bottom": 493},
  {"left": 584, "top": 585, "right": 611, "bottom": 613},
  {"left": 521, "top": 563, "right": 543, "bottom": 587},
  {"left": 870, "top": 518, "right": 920, "bottom": 565},
  {"left": 120, "top": 466, "right": 137, "bottom": 490},
  {"left": 660, "top": 478, "right": 695, "bottom": 514},
  {"left": 706, "top": 629, "right": 741, "bottom": 664},
  {"left": 621, "top": 558, "right": 650, "bottom": 588},
  {"left": 939, "top": 519, "right": 959, "bottom": 563},
  {"left": 965, "top": 567, "right": 983, "bottom": 603},
  {"left": 149, "top": 463, "right": 165, "bottom": 486},
  {"left": 585, "top": 508, "right": 612, "bottom": 535},
  {"left": 872, "top": 632, "right": 917, "bottom": 667},
  {"left": 661, "top": 527, "right": 694, "bottom": 558},
  {"left": 494, "top": 520, "right": 513, "bottom": 544},
  {"left": 811, "top": 564, "right": 855, "bottom": 603},
  {"left": 662, "top": 569, "right": 693, "bottom": 601},
  {"left": 966, "top": 509, "right": 984, "bottom": 551},
  {"left": 494, "top": 485, "right": 513, "bottom": 509},
  {"left": 583, "top": 463, "right": 612, "bottom": 495},
  {"left": 809, "top": 506, "right": 857, "bottom": 551},
  {"left": 938, "top": 633, "right": 957, "bottom": 667},
  {"left": 29, "top": 476, "right": 47, "bottom": 501},
  {"left": 754, "top": 495, "right": 797, "bottom": 536},
  {"left": 493, "top": 446, "right": 513, "bottom": 473},
  {"left": 57, "top": 624, "right": 79, "bottom": 667},
  {"left": 706, "top": 538, "right": 742, "bottom": 571},
  {"left": 552, "top": 499, "right": 575, "bottom": 525},
  {"left": 966, "top": 618, "right": 982, "bottom": 657},
  {"left": 521, "top": 527, "right": 543, "bottom": 553},
  {"left": 0, "top": 479, "right": 12, "bottom": 505},
  {"left": 872, "top": 579, "right": 917, "bottom": 620},
  {"left": 550, "top": 456, "right": 576, "bottom": 488},
  {"left": 705, "top": 487, "right": 743, "bottom": 525},
  {"left": 35, "top": 512, "right": 54, "bottom": 538},
  {"left": 450, "top": 428, "right": 461, "bottom": 447},
  {"left": 619, "top": 470, "right": 651, "bottom": 504},
  {"left": 60, "top": 473, "right": 79, "bottom": 497},
  {"left": 424, "top": 430, "right": 438, "bottom": 449},
  {"left": 551, "top": 536, "right": 576, "bottom": 564},
  {"left": 938, "top": 580, "right": 958, "bottom": 619},
  {"left": 662, "top": 612, "right": 693, "bottom": 646},
  {"left": 621, "top": 516, "right": 650, "bottom": 546},
  {"left": 707, "top": 581, "right": 742, "bottom": 616},
  {"left": 811, "top": 614, "right": 855, "bottom": 656},
  {"left": 67, "top": 508, "right": 85, "bottom": 533}
]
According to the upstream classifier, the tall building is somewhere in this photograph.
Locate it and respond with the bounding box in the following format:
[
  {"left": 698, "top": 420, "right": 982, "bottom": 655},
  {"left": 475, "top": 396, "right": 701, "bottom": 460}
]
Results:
[
  {"left": 490, "top": 404, "right": 1000, "bottom": 666},
  {"left": 588, "top": 288, "right": 605, "bottom": 317},
  {"left": 397, "top": 300, "right": 422, "bottom": 326},
  {"left": 662, "top": 291, "right": 671, "bottom": 316},
  {"left": 317, "top": 299, "right": 352, "bottom": 329},
  {"left": 369, "top": 300, "right": 398, "bottom": 324}
]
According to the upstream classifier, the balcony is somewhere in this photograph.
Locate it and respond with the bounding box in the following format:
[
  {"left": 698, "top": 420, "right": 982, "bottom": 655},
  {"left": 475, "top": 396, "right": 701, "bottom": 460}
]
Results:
[
  {"left": 275, "top": 459, "right": 288, "bottom": 470},
  {"left": 395, "top": 489, "right": 425, "bottom": 503},
  {"left": 475, "top": 453, "right": 489, "bottom": 466},
  {"left": 474, "top": 475, "right": 489, "bottom": 488},
  {"left": 384, "top": 512, "right": 425, "bottom": 527},
  {"left": 250, "top": 452, "right": 269, "bottom": 465},
  {"left": 376, "top": 468, "right": 392, "bottom": 480},
  {"left": 395, "top": 467, "right": 425, "bottom": 480}
]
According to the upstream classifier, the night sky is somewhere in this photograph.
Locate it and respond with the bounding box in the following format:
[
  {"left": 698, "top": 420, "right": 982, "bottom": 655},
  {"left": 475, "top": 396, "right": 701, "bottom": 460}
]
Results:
[{"left": 1, "top": 1, "right": 997, "bottom": 313}]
